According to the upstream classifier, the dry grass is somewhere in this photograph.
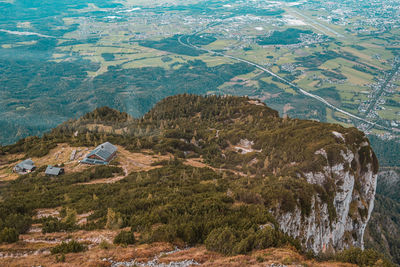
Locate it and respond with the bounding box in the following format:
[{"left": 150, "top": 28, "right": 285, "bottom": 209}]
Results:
[
  {"left": 34, "top": 208, "right": 60, "bottom": 220},
  {"left": 32, "top": 143, "right": 93, "bottom": 172},
  {"left": 0, "top": 235, "right": 358, "bottom": 267},
  {"left": 0, "top": 143, "right": 91, "bottom": 182},
  {"left": 0, "top": 153, "right": 25, "bottom": 181},
  {"left": 78, "top": 146, "right": 172, "bottom": 185},
  {"left": 0, "top": 143, "right": 173, "bottom": 184},
  {"left": 184, "top": 158, "right": 209, "bottom": 169},
  {"left": 0, "top": 240, "right": 173, "bottom": 267},
  {"left": 184, "top": 157, "right": 248, "bottom": 177},
  {"left": 116, "top": 147, "right": 171, "bottom": 174}
]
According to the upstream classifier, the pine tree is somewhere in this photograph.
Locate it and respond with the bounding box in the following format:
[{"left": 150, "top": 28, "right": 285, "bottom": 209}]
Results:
[
  {"left": 106, "top": 208, "right": 123, "bottom": 230},
  {"left": 85, "top": 132, "right": 91, "bottom": 144}
]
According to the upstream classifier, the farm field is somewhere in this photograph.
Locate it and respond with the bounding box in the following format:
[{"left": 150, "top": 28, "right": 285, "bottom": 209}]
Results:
[{"left": 0, "top": 0, "right": 399, "bottom": 156}]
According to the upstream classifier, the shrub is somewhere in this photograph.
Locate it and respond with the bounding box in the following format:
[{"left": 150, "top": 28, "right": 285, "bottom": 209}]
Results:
[
  {"left": 3, "top": 213, "right": 32, "bottom": 234},
  {"left": 113, "top": 230, "right": 135, "bottom": 245},
  {"left": 148, "top": 225, "right": 176, "bottom": 243},
  {"left": 233, "top": 235, "right": 255, "bottom": 255},
  {"left": 205, "top": 227, "right": 237, "bottom": 255},
  {"left": 55, "top": 254, "right": 66, "bottom": 262},
  {"left": 282, "top": 257, "right": 293, "bottom": 265},
  {"left": 334, "top": 247, "right": 395, "bottom": 267},
  {"left": 42, "top": 218, "right": 62, "bottom": 233},
  {"left": 106, "top": 208, "right": 123, "bottom": 230},
  {"left": 0, "top": 227, "right": 19, "bottom": 243},
  {"left": 50, "top": 240, "right": 86, "bottom": 254},
  {"left": 90, "top": 165, "right": 123, "bottom": 179},
  {"left": 99, "top": 240, "right": 113, "bottom": 249},
  {"left": 42, "top": 212, "right": 77, "bottom": 234}
]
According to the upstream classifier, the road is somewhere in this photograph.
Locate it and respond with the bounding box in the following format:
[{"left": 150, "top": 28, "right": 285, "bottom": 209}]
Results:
[
  {"left": 364, "top": 59, "right": 400, "bottom": 117},
  {"left": 177, "top": 35, "right": 392, "bottom": 131}
]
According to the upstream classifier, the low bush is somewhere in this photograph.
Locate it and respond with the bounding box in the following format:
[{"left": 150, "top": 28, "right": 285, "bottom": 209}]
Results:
[
  {"left": 50, "top": 240, "right": 86, "bottom": 254},
  {"left": 204, "top": 226, "right": 300, "bottom": 256},
  {"left": 335, "top": 247, "right": 394, "bottom": 267},
  {"left": 113, "top": 230, "right": 135, "bottom": 245},
  {"left": 0, "top": 227, "right": 18, "bottom": 243},
  {"left": 99, "top": 240, "right": 113, "bottom": 249}
]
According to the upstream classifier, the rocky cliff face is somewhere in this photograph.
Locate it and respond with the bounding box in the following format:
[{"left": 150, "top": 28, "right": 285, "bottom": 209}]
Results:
[{"left": 274, "top": 132, "right": 378, "bottom": 254}]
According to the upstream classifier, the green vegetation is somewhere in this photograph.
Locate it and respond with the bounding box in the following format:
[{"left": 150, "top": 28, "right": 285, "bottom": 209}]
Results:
[
  {"left": 295, "top": 51, "right": 340, "bottom": 68},
  {"left": 0, "top": 227, "right": 19, "bottom": 243},
  {"left": 102, "top": 53, "right": 115, "bottom": 61},
  {"left": 0, "top": 159, "right": 299, "bottom": 254},
  {"left": 113, "top": 230, "right": 136, "bottom": 245},
  {"left": 315, "top": 245, "right": 395, "bottom": 266},
  {"left": 335, "top": 247, "right": 394, "bottom": 267},
  {"left": 0, "top": 95, "right": 379, "bottom": 258},
  {"left": 352, "top": 64, "right": 378, "bottom": 75},
  {"left": 187, "top": 34, "right": 217, "bottom": 46},
  {"left": 0, "top": 58, "right": 254, "bottom": 144},
  {"left": 50, "top": 240, "right": 87, "bottom": 254},
  {"left": 99, "top": 240, "right": 113, "bottom": 250},
  {"left": 256, "top": 28, "right": 312, "bottom": 45},
  {"left": 369, "top": 136, "right": 400, "bottom": 167},
  {"left": 139, "top": 35, "right": 211, "bottom": 56},
  {"left": 42, "top": 208, "right": 77, "bottom": 233},
  {"left": 314, "top": 87, "right": 341, "bottom": 102},
  {"left": 205, "top": 226, "right": 299, "bottom": 256},
  {"left": 233, "top": 7, "right": 284, "bottom": 17},
  {"left": 366, "top": 169, "right": 400, "bottom": 264},
  {"left": 0, "top": 1, "right": 399, "bottom": 263},
  {"left": 321, "top": 70, "right": 347, "bottom": 80},
  {"left": 350, "top": 45, "right": 366, "bottom": 51},
  {"left": 366, "top": 194, "right": 400, "bottom": 265},
  {"left": 0, "top": 212, "right": 31, "bottom": 244},
  {"left": 55, "top": 253, "right": 66, "bottom": 262}
]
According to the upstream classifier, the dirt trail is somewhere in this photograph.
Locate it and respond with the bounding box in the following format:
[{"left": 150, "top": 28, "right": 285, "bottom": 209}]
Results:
[
  {"left": 184, "top": 158, "right": 248, "bottom": 177},
  {"left": 78, "top": 147, "right": 171, "bottom": 185}
]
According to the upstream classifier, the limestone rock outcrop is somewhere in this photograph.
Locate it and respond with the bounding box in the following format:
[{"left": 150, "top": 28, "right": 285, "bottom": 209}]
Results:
[{"left": 274, "top": 133, "right": 378, "bottom": 254}]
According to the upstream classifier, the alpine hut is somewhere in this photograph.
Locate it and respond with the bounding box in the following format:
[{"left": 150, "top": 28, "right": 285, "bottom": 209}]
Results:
[
  {"left": 13, "top": 159, "right": 36, "bottom": 174},
  {"left": 81, "top": 142, "right": 117, "bottom": 165},
  {"left": 45, "top": 165, "right": 64, "bottom": 176}
]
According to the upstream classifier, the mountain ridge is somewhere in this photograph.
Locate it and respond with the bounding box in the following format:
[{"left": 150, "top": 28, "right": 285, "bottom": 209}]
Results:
[{"left": 0, "top": 94, "right": 392, "bottom": 266}]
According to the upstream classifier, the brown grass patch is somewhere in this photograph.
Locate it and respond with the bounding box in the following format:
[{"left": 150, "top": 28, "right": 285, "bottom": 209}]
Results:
[
  {"left": 0, "top": 153, "right": 25, "bottom": 181},
  {"left": 78, "top": 147, "right": 172, "bottom": 185},
  {"left": 184, "top": 157, "right": 247, "bottom": 177},
  {"left": 0, "top": 239, "right": 358, "bottom": 267},
  {"left": 1, "top": 143, "right": 173, "bottom": 185}
]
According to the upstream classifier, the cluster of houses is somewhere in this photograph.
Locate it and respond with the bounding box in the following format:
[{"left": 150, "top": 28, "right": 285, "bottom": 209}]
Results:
[{"left": 13, "top": 142, "right": 117, "bottom": 176}]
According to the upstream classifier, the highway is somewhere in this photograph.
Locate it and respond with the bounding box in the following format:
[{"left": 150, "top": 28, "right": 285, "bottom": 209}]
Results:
[
  {"left": 364, "top": 60, "right": 400, "bottom": 117},
  {"left": 177, "top": 35, "right": 393, "bottom": 131}
]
